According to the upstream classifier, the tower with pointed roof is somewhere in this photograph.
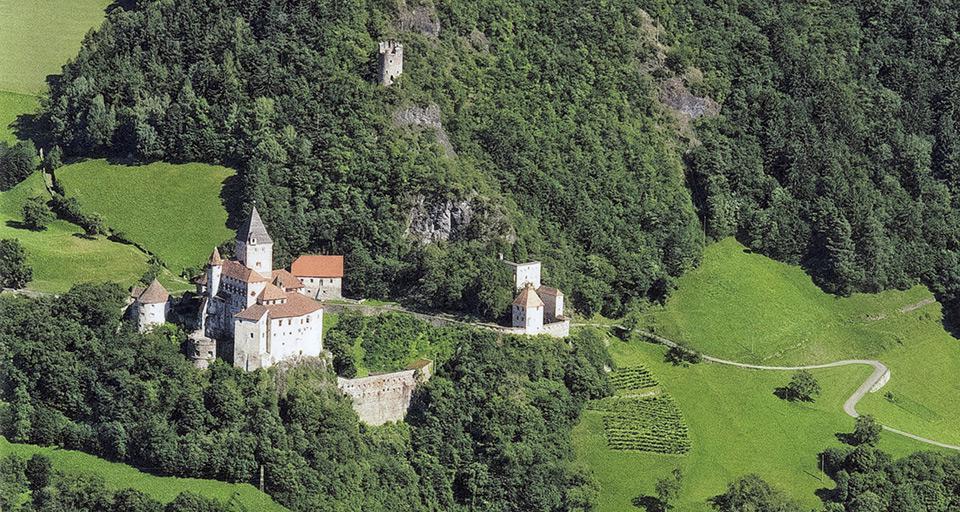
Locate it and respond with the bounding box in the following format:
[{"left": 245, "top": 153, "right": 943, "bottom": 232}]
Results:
[
  {"left": 512, "top": 283, "right": 544, "bottom": 334},
  {"left": 236, "top": 206, "right": 273, "bottom": 277},
  {"left": 206, "top": 247, "right": 223, "bottom": 298},
  {"left": 134, "top": 279, "right": 170, "bottom": 332}
]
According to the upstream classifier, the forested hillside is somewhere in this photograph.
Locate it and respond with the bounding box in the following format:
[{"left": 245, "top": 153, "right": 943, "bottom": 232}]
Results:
[
  {"left": 35, "top": 0, "right": 960, "bottom": 320},
  {"left": 41, "top": 0, "right": 702, "bottom": 318},
  {"left": 660, "top": 0, "right": 960, "bottom": 311},
  {"left": 0, "top": 285, "right": 610, "bottom": 510}
]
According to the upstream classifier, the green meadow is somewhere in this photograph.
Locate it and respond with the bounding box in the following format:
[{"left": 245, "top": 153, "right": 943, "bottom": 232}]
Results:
[
  {"left": 57, "top": 159, "right": 235, "bottom": 274},
  {"left": 644, "top": 237, "right": 960, "bottom": 446},
  {"left": 0, "top": 0, "right": 111, "bottom": 95},
  {"left": 0, "top": 90, "right": 37, "bottom": 143},
  {"left": 574, "top": 337, "right": 936, "bottom": 512},
  {"left": 0, "top": 436, "right": 287, "bottom": 511},
  {"left": 0, "top": 172, "right": 161, "bottom": 292}
]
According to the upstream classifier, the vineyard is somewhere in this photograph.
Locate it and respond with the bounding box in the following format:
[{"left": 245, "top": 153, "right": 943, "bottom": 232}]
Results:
[
  {"left": 588, "top": 366, "right": 691, "bottom": 454},
  {"left": 608, "top": 366, "right": 659, "bottom": 391}
]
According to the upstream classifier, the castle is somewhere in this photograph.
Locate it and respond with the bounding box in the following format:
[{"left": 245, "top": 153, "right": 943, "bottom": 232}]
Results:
[
  {"left": 188, "top": 207, "right": 326, "bottom": 370},
  {"left": 503, "top": 259, "right": 569, "bottom": 337}
]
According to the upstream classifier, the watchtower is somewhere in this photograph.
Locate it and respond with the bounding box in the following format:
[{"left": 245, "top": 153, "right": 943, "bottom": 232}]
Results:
[{"left": 378, "top": 41, "right": 404, "bottom": 86}]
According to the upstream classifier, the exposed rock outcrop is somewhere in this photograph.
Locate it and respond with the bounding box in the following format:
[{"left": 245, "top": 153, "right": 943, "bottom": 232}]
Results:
[
  {"left": 405, "top": 193, "right": 514, "bottom": 244},
  {"left": 398, "top": 2, "right": 440, "bottom": 38},
  {"left": 660, "top": 77, "right": 720, "bottom": 121},
  {"left": 393, "top": 103, "right": 456, "bottom": 158}
]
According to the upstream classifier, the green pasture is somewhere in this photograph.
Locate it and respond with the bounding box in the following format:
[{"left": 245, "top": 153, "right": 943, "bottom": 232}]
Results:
[
  {"left": 644, "top": 237, "right": 960, "bottom": 447},
  {"left": 57, "top": 159, "right": 235, "bottom": 273},
  {"left": 574, "top": 338, "right": 936, "bottom": 512},
  {"left": 0, "top": 436, "right": 287, "bottom": 510},
  {"left": 0, "top": 90, "right": 37, "bottom": 143},
  {"left": 0, "top": 172, "right": 158, "bottom": 292},
  {"left": 0, "top": 0, "right": 111, "bottom": 95}
]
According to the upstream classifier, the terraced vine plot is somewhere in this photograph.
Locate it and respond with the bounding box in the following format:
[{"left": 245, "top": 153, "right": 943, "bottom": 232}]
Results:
[
  {"left": 609, "top": 366, "right": 658, "bottom": 391},
  {"left": 587, "top": 394, "right": 691, "bottom": 454}
]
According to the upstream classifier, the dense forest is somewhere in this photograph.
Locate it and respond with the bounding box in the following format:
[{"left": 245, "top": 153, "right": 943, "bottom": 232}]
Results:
[
  {"left": 38, "top": 0, "right": 960, "bottom": 322},
  {"left": 40, "top": 0, "right": 703, "bottom": 318},
  {"left": 0, "top": 285, "right": 610, "bottom": 511}
]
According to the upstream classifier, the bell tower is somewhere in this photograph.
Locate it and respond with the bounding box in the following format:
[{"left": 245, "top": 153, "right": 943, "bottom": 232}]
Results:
[{"left": 236, "top": 206, "right": 273, "bottom": 277}]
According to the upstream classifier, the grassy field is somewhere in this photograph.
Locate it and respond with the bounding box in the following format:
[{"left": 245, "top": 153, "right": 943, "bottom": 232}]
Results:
[
  {"left": 0, "top": 90, "right": 37, "bottom": 143},
  {"left": 643, "top": 237, "right": 960, "bottom": 446},
  {"left": 573, "top": 337, "right": 936, "bottom": 512},
  {"left": 0, "top": 172, "right": 166, "bottom": 292},
  {"left": 0, "top": 0, "right": 111, "bottom": 95},
  {"left": 0, "top": 436, "right": 287, "bottom": 510},
  {"left": 57, "top": 159, "right": 235, "bottom": 273}
]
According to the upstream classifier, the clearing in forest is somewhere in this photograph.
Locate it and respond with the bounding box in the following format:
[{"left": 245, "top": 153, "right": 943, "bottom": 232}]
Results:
[
  {"left": 644, "top": 237, "right": 960, "bottom": 447},
  {"left": 57, "top": 159, "right": 235, "bottom": 274}
]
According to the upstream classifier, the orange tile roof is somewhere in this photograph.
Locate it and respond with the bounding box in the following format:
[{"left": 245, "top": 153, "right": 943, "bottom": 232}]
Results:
[
  {"left": 258, "top": 283, "right": 287, "bottom": 302},
  {"left": 537, "top": 285, "right": 563, "bottom": 296},
  {"left": 222, "top": 260, "right": 269, "bottom": 283},
  {"left": 291, "top": 255, "right": 344, "bottom": 278},
  {"left": 513, "top": 285, "right": 544, "bottom": 308},
  {"left": 235, "top": 291, "right": 322, "bottom": 321}
]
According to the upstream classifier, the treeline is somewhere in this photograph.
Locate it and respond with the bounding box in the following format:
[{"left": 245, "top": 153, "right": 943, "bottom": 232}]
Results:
[
  {"left": 645, "top": 0, "right": 960, "bottom": 312},
  {"left": 40, "top": 0, "right": 702, "bottom": 318},
  {"left": 0, "top": 283, "right": 610, "bottom": 511},
  {"left": 0, "top": 453, "right": 229, "bottom": 512}
]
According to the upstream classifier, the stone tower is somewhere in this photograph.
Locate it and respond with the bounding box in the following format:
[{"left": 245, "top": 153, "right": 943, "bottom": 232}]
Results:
[
  {"left": 236, "top": 206, "right": 273, "bottom": 277},
  {"left": 378, "top": 41, "right": 403, "bottom": 86},
  {"left": 136, "top": 279, "right": 170, "bottom": 332}
]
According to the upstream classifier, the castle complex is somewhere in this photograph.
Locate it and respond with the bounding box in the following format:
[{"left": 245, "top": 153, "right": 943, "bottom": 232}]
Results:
[
  {"left": 196, "top": 207, "right": 325, "bottom": 370},
  {"left": 503, "top": 259, "right": 569, "bottom": 337}
]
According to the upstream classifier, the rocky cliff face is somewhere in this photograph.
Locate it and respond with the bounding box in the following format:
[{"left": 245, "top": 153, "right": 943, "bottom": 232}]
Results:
[
  {"left": 405, "top": 193, "right": 514, "bottom": 244},
  {"left": 393, "top": 103, "right": 456, "bottom": 158}
]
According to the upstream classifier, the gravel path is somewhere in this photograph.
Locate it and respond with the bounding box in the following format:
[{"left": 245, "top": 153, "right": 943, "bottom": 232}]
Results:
[{"left": 628, "top": 329, "right": 960, "bottom": 451}]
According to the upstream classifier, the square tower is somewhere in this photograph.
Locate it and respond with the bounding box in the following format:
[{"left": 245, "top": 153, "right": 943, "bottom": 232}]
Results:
[{"left": 378, "top": 41, "right": 403, "bottom": 86}]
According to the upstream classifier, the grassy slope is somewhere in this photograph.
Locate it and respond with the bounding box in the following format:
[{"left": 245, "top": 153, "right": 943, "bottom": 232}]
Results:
[
  {"left": 0, "top": 0, "right": 110, "bottom": 95},
  {"left": 57, "top": 159, "right": 235, "bottom": 273},
  {"left": 646, "top": 237, "right": 960, "bottom": 446},
  {"left": 0, "top": 173, "right": 157, "bottom": 292},
  {"left": 574, "top": 339, "right": 934, "bottom": 512},
  {"left": 0, "top": 437, "right": 287, "bottom": 510},
  {"left": 0, "top": 90, "right": 37, "bottom": 143}
]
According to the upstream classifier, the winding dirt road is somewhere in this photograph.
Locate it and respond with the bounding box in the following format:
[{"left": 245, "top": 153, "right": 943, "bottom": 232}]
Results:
[{"left": 632, "top": 329, "right": 960, "bottom": 451}]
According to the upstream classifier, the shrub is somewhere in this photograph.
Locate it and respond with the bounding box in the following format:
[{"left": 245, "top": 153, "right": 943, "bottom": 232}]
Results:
[{"left": 21, "top": 195, "right": 54, "bottom": 230}]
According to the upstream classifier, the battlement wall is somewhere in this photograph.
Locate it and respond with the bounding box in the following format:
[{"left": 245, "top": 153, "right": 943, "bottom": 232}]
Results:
[{"left": 337, "top": 360, "right": 432, "bottom": 425}]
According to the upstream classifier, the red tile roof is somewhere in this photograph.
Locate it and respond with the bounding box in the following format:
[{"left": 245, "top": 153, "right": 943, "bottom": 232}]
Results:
[
  {"left": 235, "top": 291, "right": 322, "bottom": 321},
  {"left": 258, "top": 283, "right": 287, "bottom": 302},
  {"left": 222, "top": 260, "right": 269, "bottom": 283},
  {"left": 537, "top": 285, "right": 563, "bottom": 296},
  {"left": 291, "top": 255, "right": 344, "bottom": 278}
]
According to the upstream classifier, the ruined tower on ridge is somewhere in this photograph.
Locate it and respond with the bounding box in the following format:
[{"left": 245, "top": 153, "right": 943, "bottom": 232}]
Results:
[{"left": 378, "top": 41, "right": 404, "bottom": 86}]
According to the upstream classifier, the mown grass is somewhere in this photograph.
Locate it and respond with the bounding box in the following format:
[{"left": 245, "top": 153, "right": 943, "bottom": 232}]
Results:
[
  {"left": 0, "top": 173, "right": 164, "bottom": 292},
  {"left": 57, "top": 159, "right": 235, "bottom": 274},
  {"left": 0, "top": 0, "right": 111, "bottom": 95},
  {"left": 644, "top": 237, "right": 960, "bottom": 446},
  {"left": 0, "top": 436, "right": 287, "bottom": 510},
  {"left": 0, "top": 90, "right": 37, "bottom": 143},
  {"left": 573, "top": 338, "right": 937, "bottom": 512}
]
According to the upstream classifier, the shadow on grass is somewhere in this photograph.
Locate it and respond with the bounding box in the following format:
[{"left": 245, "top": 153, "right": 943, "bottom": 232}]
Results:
[
  {"left": 219, "top": 173, "right": 244, "bottom": 231},
  {"left": 4, "top": 220, "right": 47, "bottom": 232},
  {"left": 631, "top": 495, "right": 665, "bottom": 511}
]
